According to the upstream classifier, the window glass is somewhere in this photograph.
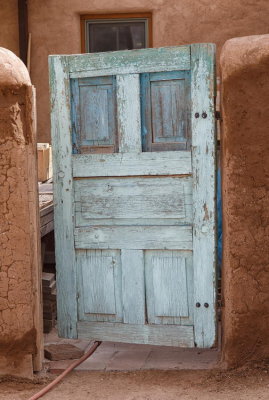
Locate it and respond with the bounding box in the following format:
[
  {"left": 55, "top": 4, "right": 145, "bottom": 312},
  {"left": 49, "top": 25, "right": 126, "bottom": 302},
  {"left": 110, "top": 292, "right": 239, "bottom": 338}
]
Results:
[{"left": 86, "top": 20, "right": 147, "bottom": 53}]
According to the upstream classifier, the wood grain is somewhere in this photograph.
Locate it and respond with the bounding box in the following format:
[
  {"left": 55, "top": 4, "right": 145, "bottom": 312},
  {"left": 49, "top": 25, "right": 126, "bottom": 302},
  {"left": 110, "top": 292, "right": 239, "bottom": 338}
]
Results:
[
  {"left": 191, "top": 43, "right": 217, "bottom": 348},
  {"left": 69, "top": 46, "right": 190, "bottom": 77},
  {"left": 77, "top": 250, "right": 123, "bottom": 323},
  {"left": 49, "top": 55, "right": 78, "bottom": 338},
  {"left": 74, "top": 225, "right": 192, "bottom": 250},
  {"left": 140, "top": 70, "right": 191, "bottom": 152},
  {"left": 78, "top": 321, "right": 194, "bottom": 347},
  {"left": 117, "top": 74, "right": 141, "bottom": 153},
  {"left": 147, "top": 251, "right": 188, "bottom": 322},
  {"left": 73, "top": 151, "right": 192, "bottom": 177},
  {"left": 146, "top": 254, "right": 189, "bottom": 321},
  {"left": 74, "top": 176, "right": 191, "bottom": 221},
  {"left": 27, "top": 86, "right": 43, "bottom": 371},
  {"left": 71, "top": 76, "right": 117, "bottom": 154},
  {"left": 121, "top": 250, "right": 145, "bottom": 324}
]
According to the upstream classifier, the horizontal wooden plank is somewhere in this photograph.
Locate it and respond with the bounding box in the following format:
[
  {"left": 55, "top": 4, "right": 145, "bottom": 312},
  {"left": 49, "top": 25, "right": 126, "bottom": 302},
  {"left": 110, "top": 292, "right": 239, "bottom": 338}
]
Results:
[
  {"left": 40, "top": 203, "right": 54, "bottom": 217},
  {"left": 73, "top": 151, "right": 192, "bottom": 177},
  {"left": 74, "top": 225, "right": 192, "bottom": 250},
  {"left": 40, "top": 221, "right": 54, "bottom": 238},
  {"left": 75, "top": 218, "right": 192, "bottom": 227},
  {"left": 74, "top": 177, "right": 192, "bottom": 220},
  {"left": 42, "top": 272, "right": 55, "bottom": 287},
  {"left": 65, "top": 46, "right": 190, "bottom": 77},
  {"left": 40, "top": 211, "right": 54, "bottom": 227},
  {"left": 77, "top": 321, "right": 194, "bottom": 347}
]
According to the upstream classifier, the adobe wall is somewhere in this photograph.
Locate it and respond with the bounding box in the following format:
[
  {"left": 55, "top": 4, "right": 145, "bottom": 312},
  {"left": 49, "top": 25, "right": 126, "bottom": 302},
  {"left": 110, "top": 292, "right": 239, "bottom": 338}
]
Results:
[
  {"left": 26, "top": 0, "right": 269, "bottom": 142},
  {"left": 0, "top": 48, "right": 43, "bottom": 378},
  {"left": 220, "top": 35, "right": 269, "bottom": 367},
  {"left": 0, "top": 0, "right": 19, "bottom": 56}
]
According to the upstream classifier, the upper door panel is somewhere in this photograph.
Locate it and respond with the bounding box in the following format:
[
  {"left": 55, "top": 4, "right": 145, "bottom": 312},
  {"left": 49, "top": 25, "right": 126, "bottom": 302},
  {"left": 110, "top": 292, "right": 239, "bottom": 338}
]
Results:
[{"left": 141, "top": 71, "right": 191, "bottom": 151}]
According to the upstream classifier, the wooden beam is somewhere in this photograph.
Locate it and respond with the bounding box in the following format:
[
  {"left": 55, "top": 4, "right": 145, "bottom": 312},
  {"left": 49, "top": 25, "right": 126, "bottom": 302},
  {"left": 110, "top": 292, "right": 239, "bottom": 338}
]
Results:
[{"left": 18, "top": 0, "right": 28, "bottom": 65}]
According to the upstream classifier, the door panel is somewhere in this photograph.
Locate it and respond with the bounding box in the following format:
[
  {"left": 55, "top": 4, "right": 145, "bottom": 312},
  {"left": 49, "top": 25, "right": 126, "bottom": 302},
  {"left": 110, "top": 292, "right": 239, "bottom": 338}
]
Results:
[
  {"left": 71, "top": 76, "right": 117, "bottom": 154},
  {"left": 82, "top": 255, "right": 116, "bottom": 315},
  {"left": 145, "top": 250, "right": 193, "bottom": 325},
  {"left": 141, "top": 70, "right": 191, "bottom": 151},
  {"left": 149, "top": 255, "right": 189, "bottom": 317},
  {"left": 74, "top": 176, "right": 192, "bottom": 225},
  {"left": 77, "top": 249, "right": 123, "bottom": 323},
  {"left": 50, "top": 44, "right": 216, "bottom": 347},
  {"left": 151, "top": 80, "right": 186, "bottom": 141}
]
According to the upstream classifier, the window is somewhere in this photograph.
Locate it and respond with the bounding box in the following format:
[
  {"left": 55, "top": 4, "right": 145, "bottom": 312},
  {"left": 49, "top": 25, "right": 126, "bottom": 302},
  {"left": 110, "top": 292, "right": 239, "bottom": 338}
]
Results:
[{"left": 81, "top": 13, "right": 152, "bottom": 53}]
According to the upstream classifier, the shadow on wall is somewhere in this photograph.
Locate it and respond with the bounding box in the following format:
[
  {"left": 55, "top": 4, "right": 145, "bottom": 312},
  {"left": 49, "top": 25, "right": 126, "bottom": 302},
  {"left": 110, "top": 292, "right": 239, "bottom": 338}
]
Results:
[{"left": 220, "top": 34, "right": 269, "bottom": 367}]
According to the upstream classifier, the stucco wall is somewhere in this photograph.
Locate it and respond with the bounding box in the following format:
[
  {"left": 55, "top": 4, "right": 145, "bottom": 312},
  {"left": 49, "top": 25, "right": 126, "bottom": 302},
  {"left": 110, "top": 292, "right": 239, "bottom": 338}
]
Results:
[
  {"left": 0, "top": 0, "right": 19, "bottom": 56},
  {"left": 0, "top": 48, "right": 43, "bottom": 378},
  {"left": 26, "top": 0, "right": 269, "bottom": 142},
  {"left": 220, "top": 34, "right": 269, "bottom": 367}
]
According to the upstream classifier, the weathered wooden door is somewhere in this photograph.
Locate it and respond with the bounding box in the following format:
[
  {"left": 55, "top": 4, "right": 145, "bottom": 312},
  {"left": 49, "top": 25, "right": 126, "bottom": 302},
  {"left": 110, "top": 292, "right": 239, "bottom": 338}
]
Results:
[{"left": 49, "top": 44, "right": 216, "bottom": 348}]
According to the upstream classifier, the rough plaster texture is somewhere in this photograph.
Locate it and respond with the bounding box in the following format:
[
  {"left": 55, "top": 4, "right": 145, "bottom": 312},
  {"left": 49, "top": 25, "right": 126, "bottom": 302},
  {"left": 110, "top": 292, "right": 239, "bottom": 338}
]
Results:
[
  {"left": 220, "top": 34, "right": 269, "bottom": 367},
  {"left": 0, "top": 0, "right": 19, "bottom": 57},
  {"left": 24, "top": 0, "right": 269, "bottom": 142},
  {"left": 0, "top": 48, "right": 42, "bottom": 378}
]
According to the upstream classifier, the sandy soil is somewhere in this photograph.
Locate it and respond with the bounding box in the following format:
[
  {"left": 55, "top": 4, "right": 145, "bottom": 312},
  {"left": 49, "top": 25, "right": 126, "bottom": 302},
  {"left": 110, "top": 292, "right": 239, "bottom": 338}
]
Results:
[{"left": 0, "top": 365, "right": 269, "bottom": 400}]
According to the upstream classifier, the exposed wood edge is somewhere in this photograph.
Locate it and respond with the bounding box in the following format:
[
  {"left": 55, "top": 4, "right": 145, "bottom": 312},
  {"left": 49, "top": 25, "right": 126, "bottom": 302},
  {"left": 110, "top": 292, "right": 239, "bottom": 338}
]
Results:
[
  {"left": 40, "top": 221, "right": 54, "bottom": 238},
  {"left": 40, "top": 203, "right": 54, "bottom": 216},
  {"left": 67, "top": 46, "right": 190, "bottom": 76},
  {"left": 26, "top": 86, "right": 44, "bottom": 371},
  {"left": 191, "top": 43, "right": 217, "bottom": 348},
  {"left": 49, "top": 55, "right": 78, "bottom": 339},
  {"left": 77, "top": 322, "right": 194, "bottom": 347},
  {"left": 74, "top": 175, "right": 192, "bottom": 180},
  {"left": 72, "top": 151, "right": 192, "bottom": 177},
  {"left": 74, "top": 225, "right": 193, "bottom": 250},
  {"left": 40, "top": 212, "right": 54, "bottom": 225},
  {"left": 69, "top": 62, "right": 191, "bottom": 78}
]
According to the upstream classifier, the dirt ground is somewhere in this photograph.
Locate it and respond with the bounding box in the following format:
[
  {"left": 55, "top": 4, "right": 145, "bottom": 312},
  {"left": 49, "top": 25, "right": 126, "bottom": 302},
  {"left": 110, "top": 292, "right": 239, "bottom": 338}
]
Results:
[{"left": 0, "top": 364, "right": 269, "bottom": 400}]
